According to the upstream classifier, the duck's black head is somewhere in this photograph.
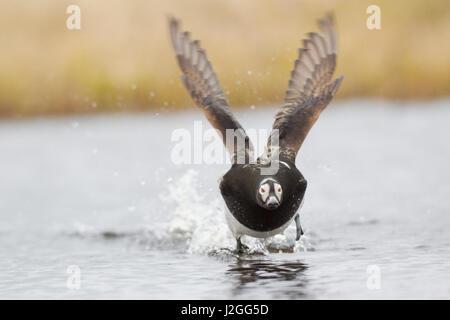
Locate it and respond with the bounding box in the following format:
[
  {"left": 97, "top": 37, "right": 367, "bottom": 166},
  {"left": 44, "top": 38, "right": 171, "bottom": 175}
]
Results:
[{"left": 219, "top": 161, "right": 307, "bottom": 232}]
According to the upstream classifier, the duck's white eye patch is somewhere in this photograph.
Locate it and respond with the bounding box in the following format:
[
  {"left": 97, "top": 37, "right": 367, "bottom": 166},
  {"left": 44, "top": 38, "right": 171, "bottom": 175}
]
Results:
[
  {"left": 274, "top": 183, "right": 282, "bottom": 201},
  {"left": 259, "top": 183, "right": 270, "bottom": 202}
]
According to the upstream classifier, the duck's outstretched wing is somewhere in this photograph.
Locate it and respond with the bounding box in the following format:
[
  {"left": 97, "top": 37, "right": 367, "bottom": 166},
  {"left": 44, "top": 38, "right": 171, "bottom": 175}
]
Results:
[
  {"left": 169, "top": 17, "right": 253, "bottom": 163},
  {"left": 266, "top": 13, "right": 343, "bottom": 163}
]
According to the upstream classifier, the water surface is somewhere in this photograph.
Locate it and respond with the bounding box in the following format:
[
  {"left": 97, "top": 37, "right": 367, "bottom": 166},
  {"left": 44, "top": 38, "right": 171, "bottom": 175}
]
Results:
[{"left": 0, "top": 100, "right": 449, "bottom": 299}]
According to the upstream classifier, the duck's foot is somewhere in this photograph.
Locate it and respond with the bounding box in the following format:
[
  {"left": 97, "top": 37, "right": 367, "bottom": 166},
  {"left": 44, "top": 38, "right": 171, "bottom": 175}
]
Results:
[
  {"left": 295, "top": 214, "right": 304, "bottom": 241},
  {"left": 236, "top": 237, "right": 249, "bottom": 254}
]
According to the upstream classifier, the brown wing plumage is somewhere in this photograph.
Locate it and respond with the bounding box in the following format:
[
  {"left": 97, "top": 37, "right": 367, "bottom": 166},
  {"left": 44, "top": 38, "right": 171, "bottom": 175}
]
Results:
[
  {"left": 266, "top": 13, "right": 343, "bottom": 163},
  {"left": 169, "top": 17, "right": 253, "bottom": 163}
]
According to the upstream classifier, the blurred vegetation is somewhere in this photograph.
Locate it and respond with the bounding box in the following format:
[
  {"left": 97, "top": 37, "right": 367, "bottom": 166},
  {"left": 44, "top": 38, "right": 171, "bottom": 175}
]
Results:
[{"left": 0, "top": 0, "right": 449, "bottom": 118}]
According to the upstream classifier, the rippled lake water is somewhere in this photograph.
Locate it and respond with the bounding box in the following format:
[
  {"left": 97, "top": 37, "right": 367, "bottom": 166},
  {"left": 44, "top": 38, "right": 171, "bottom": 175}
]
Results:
[{"left": 0, "top": 100, "right": 449, "bottom": 299}]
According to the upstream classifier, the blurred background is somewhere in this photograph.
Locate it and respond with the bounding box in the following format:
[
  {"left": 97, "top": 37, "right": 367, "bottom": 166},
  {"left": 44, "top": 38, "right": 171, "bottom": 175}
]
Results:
[
  {"left": 1, "top": 1, "right": 450, "bottom": 299},
  {"left": 1, "top": 0, "right": 449, "bottom": 118}
]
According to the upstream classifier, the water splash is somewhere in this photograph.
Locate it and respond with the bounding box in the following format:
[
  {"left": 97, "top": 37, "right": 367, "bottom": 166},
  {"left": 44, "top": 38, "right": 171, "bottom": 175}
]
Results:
[
  {"left": 159, "top": 170, "right": 313, "bottom": 255},
  {"left": 160, "top": 169, "right": 235, "bottom": 254},
  {"left": 65, "top": 169, "right": 313, "bottom": 255}
]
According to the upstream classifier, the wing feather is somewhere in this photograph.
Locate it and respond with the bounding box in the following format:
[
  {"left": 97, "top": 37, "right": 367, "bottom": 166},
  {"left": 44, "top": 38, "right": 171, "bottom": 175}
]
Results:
[
  {"left": 266, "top": 13, "right": 344, "bottom": 163},
  {"left": 169, "top": 17, "right": 254, "bottom": 163}
]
